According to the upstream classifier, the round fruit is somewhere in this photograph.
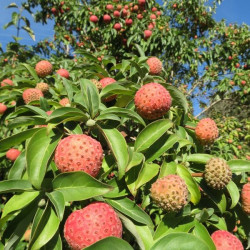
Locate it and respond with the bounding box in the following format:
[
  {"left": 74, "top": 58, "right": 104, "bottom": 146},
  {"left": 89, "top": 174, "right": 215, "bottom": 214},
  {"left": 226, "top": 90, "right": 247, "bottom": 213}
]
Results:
[
  {"left": 57, "top": 68, "right": 70, "bottom": 79},
  {"left": 151, "top": 175, "right": 189, "bottom": 212},
  {"left": 195, "top": 118, "right": 219, "bottom": 145},
  {"left": 22, "top": 88, "right": 44, "bottom": 104},
  {"left": 90, "top": 79, "right": 102, "bottom": 90},
  {"left": 35, "top": 60, "right": 53, "bottom": 78},
  {"left": 204, "top": 158, "right": 232, "bottom": 190},
  {"left": 134, "top": 83, "right": 172, "bottom": 120},
  {"left": 54, "top": 134, "right": 104, "bottom": 177},
  {"left": 64, "top": 202, "right": 122, "bottom": 250},
  {"left": 241, "top": 183, "right": 250, "bottom": 215},
  {"left": 59, "top": 97, "right": 70, "bottom": 106},
  {"left": 113, "top": 10, "right": 120, "bottom": 18},
  {"left": 103, "top": 14, "right": 111, "bottom": 23},
  {"left": 211, "top": 230, "right": 243, "bottom": 250},
  {"left": 147, "top": 57, "right": 162, "bottom": 75},
  {"left": 90, "top": 15, "right": 98, "bottom": 23},
  {"left": 144, "top": 30, "right": 152, "bottom": 39},
  {"left": 0, "top": 103, "right": 7, "bottom": 114},
  {"left": 114, "top": 23, "right": 121, "bottom": 31},
  {"left": 125, "top": 19, "right": 133, "bottom": 26},
  {"left": 106, "top": 4, "right": 114, "bottom": 10},
  {"left": 138, "top": 0, "right": 146, "bottom": 5},
  {"left": 150, "top": 14, "right": 157, "bottom": 20},
  {"left": 1, "top": 78, "right": 14, "bottom": 87},
  {"left": 6, "top": 148, "right": 21, "bottom": 161},
  {"left": 35, "top": 82, "right": 49, "bottom": 93},
  {"left": 100, "top": 77, "right": 116, "bottom": 102}
]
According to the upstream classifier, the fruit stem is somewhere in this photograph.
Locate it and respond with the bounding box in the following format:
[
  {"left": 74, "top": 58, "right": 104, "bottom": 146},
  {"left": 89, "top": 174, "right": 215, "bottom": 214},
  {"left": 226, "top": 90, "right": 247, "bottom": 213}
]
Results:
[
  {"left": 191, "top": 173, "right": 203, "bottom": 177},
  {"left": 185, "top": 125, "right": 196, "bottom": 131}
]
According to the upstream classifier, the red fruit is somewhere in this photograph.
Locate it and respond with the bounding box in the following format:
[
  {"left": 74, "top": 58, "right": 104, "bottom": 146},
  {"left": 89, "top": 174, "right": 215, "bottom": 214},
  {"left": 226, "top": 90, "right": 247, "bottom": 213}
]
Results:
[
  {"left": 156, "top": 11, "right": 161, "bottom": 16},
  {"left": 51, "top": 7, "right": 57, "bottom": 14},
  {"left": 113, "top": 10, "right": 120, "bottom": 17},
  {"left": 229, "top": 81, "right": 235, "bottom": 86},
  {"left": 59, "top": 97, "right": 70, "bottom": 106},
  {"left": 60, "top": 1, "right": 65, "bottom": 6},
  {"left": 137, "top": 14, "right": 143, "bottom": 20},
  {"left": 6, "top": 148, "right": 21, "bottom": 161},
  {"left": 122, "top": 9, "right": 128, "bottom": 17},
  {"left": 1, "top": 78, "right": 14, "bottom": 87},
  {"left": 228, "top": 139, "right": 233, "bottom": 144},
  {"left": 35, "top": 82, "right": 49, "bottom": 93},
  {"left": 113, "top": 23, "right": 121, "bottom": 31},
  {"left": 241, "top": 183, "right": 250, "bottom": 215},
  {"left": 106, "top": 4, "right": 114, "bottom": 10},
  {"left": 211, "top": 230, "right": 243, "bottom": 250},
  {"left": 35, "top": 60, "right": 53, "bottom": 78},
  {"left": 144, "top": 30, "right": 152, "bottom": 39},
  {"left": 228, "top": 56, "right": 233, "bottom": 60},
  {"left": 64, "top": 202, "right": 122, "bottom": 250},
  {"left": 148, "top": 22, "right": 154, "bottom": 30},
  {"left": 194, "top": 35, "right": 198, "bottom": 39},
  {"left": 57, "top": 68, "right": 70, "bottom": 79},
  {"left": 116, "top": 4, "right": 122, "bottom": 11},
  {"left": 0, "top": 103, "right": 7, "bottom": 114},
  {"left": 125, "top": 18, "right": 133, "bottom": 26},
  {"left": 147, "top": 57, "right": 162, "bottom": 75},
  {"left": 89, "top": 15, "right": 99, "bottom": 23},
  {"left": 54, "top": 134, "right": 103, "bottom": 177},
  {"left": 173, "top": 3, "right": 177, "bottom": 8},
  {"left": 241, "top": 80, "right": 246, "bottom": 85},
  {"left": 22, "top": 88, "right": 44, "bottom": 104},
  {"left": 134, "top": 83, "right": 172, "bottom": 120},
  {"left": 124, "top": 5, "right": 129, "bottom": 10},
  {"left": 150, "top": 14, "right": 157, "bottom": 20},
  {"left": 103, "top": 14, "right": 111, "bottom": 23},
  {"left": 100, "top": 77, "right": 116, "bottom": 102},
  {"left": 138, "top": 0, "right": 146, "bottom": 5},
  {"left": 195, "top": 118, "right": 219, "bottom": 145},
  {"left": 152, "top": 7, "right": 157, "bottom": 12},
  {"left": 235, "top": 63, "right": 240, "bottom": 68}
]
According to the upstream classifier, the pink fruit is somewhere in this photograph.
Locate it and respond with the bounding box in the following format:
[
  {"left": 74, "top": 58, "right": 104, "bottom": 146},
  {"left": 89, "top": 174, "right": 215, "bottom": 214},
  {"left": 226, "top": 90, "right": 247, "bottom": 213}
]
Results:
[
  {"left": 6, "top": 148, "right": 21, "bottom": 161},
  {"left": 59, "top": 97, "right": 70, "bottom": 106},
  {"left": 64, "top": 202, "right": 122, "bottom": 250},
  {"left": 35, "top": 60, "right": 53, "bottom": 78},
  {"left": 138, "top": 0, "right": 146, "bottom": 5},
  {"left": 1, "top": 78, "right": 14, "bottom": 87},
  {"left": 134, "top": 83, "right": 172, "bottom": 120},
  {"left": 113, "top": 23, "right": 121, "bottom": 31},
  {"left": 103, "top": 14, "right": 111, "bottom": 23},
  {"left": 152, "top": 7, "right": 157, "bottom": 12},
  {"left": 147, "top": 57, "right": 162, "bottom": 75},
  {"left": 0, "top": 103, "right": 7, "bottom": 114},
  {"left": 148, "top": 22, "right": 154, "bottom": 30},
  {"left": 211, "top": 230, "right": 243, "bottom": 250},
  {"left": 195, "top": 118, "right": 219, "bottom": 145},
  {"left": 57, "top": 68, "right": 70, "bottom": 79},
  {"left": 241, "top": 183, "right": 250, "bottom": 215},
  {"left": 150, "top": 14, "right": 157, "bottom": 20},
  {"left": 144, "top": 30, "right": 152, "bottom": 39},
  {"left": 137, "top": 14, "right": 143, "bottom": 20},
  {"left": 22, "top": 88, "right": 44, "bottom": 104},
  {"left": 125, "top": 18, "right": 133, "bottom": 26},
  {"left": 106, "top": 4, "right": 114, "bottom": 10},
  {"left": 35, "top": 82, "right": 49, "bottom": 93},
  {"left": 100, "top": 77, "right": 116, "bottom": 102},
  {"left": 113, "top": 10, "right": 120, "bottom": 18},
  {"left": 89, "top": 15, "right": 99, "bottom": 23},
  {"left": 54, "top": 134, "right": 103, "bottom": 177}
]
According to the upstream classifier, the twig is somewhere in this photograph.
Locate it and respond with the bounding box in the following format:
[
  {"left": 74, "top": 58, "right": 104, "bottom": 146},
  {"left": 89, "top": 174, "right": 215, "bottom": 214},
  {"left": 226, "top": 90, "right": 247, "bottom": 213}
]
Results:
[
  {"left": 185, "top": 125, "right": 196, "bottom": 130},
  {"left": 191, "top": 173, "right": 203, "bottom": 177}
]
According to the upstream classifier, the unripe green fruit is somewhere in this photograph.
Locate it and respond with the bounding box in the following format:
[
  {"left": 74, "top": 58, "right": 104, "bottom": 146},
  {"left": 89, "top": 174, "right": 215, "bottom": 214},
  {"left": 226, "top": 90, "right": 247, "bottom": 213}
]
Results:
[{"left": 86, "top": 119, "right": 96, "bottom": 127}]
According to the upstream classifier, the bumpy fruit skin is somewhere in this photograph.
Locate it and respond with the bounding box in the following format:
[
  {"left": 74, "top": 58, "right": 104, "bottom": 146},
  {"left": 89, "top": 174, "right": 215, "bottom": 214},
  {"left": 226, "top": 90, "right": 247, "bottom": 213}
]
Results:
[
  {"left": 151, "top": 175, "right": 189, "bottom": 212},
  {"left": 22, "top": 88, "right": 44, "bottom": 104},
  {"left": 90, "top": 15, "right": 98, "bottom": 23},
  {"left": 100, "top": 77, "right": 116, "bottom": 102},
  {"left": 35, "top": 82, "right": 49, "bottom": 93},
  {"left": 103, "top": 14, "right": 111, "bottom": 23},
  {"left": 6, "top": 148, "right": 21, "bottom": 161},
  {"left": 54, "top": 134, "right": 103, "bottom": 177},
  {"left": 211, "top": 230, "right": 243, "bottom": 250},
  {"left": 195, "top": 118, "right": 219, "bottom": 145},
  {"left": 0, "top": 103, "right": 7, "bottom": 114},
  {"left": 204, "top": 158, "right": 232, "bottom": 190},
  {"left": 59, "top": 97, "right": 70, "bottom": 106},
  {"left": 64, "top": 202, "right": 122, "bottom": 250},
  {"left": 90, "top": 79, "right": 102, "bottom": 90},
  {"left": 144, "top": 30, "right": 152, "bottom": 39},
  {"left": 147, "top": 57, "right": 162, "bottom": 75},
  {"left": 1, "top": 78, "right": 14, "bottom": 87},
  {"left": 35, "top": 60, "right": 53, "bottom": 77},
  {"left": 241, "top": 183, "right": 250, "bottom": 215},
  {"left": 57, "top": 68, "right": 70, "bottom": 79},
  {"left": 134, "top": 83, "right": 172, "bottom": 120}
]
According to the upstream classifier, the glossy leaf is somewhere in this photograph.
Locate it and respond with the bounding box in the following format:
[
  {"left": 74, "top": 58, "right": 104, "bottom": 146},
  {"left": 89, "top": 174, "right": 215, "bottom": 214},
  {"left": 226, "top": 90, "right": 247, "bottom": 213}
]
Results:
[
  {"left": 227, "top": 160, "right": 250, "bottom": 173},
  {"left": 0, "top": 180, "right": 33, "bottom": 193},
  {"left": 46, "top": 191, "right": 65, "bottom": 221},
  {"left": 186, "top": 154, "right": 213, "bottom": 164},
  {"left": 226, "top": 181, "right": 240, "bottom": 209},
  {"left": 159, "top": 161, "right": 177, "bottom": 178},
  {"left": 8, "top": 150, "right": 26, "bottom": 180}
]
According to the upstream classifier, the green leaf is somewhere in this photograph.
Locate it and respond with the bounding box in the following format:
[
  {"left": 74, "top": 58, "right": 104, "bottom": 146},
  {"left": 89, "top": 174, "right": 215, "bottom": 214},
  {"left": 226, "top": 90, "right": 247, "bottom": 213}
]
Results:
[
  {"left": 22, "top": 26, "right": 35, "bottom": 40},
  {"left": 85, "top": 237, "right": 133, "bottom": 250},
  {"left": 135, "top": 163, "right": 160, "bottom": 189},
  {"left": 79, "top": 79, "right": 100, "bottom": 118},
  {"left": 46, "top": 191, "right": 65, "bottom": 221},
  {"left": 135, "top": 44, "right": 145, "bottom": 57},
  {"left": 52, "top": 172, "right": 112, "bottom": 202},
  {"left": 165, "top": 85, "right": 188, "bottom": 114},
  {"left": 41, "top": 231, "right": 62, "bottom": 250},
  {"left": 226, "top": 181, "right": 240, "bottom": 209},
  {"left": 186, "top": 154, "right": 214, "bottom": 164},
  {"left": 100, "top": 83, "right": 134, "bottom": 99},
  {"left": 62, "top": 78, "right": 73, "bottom": 102},
  {"left": 151, "top": 233, "right": 209, "bottom": 250},
  {"left": 100, "top": 127, "right": 129, "bottom": 179},
  {"left": 29, "top": 204, "right": 60, "bottom": 250},
  {"left": 0, "top": 180, "right": 33, "bottom": 193},
  {"left": 159, "top": 161, "right": 177, "bottom": 178},
  {"left": 98, "top": 107, "right": 146, "bottom": 126},
  {"left": 227, "top": 160, "right": 250, "bottom": 173},
  {"left": 26, "top": 128, "right": 62, "bottom": 189},
  {"left": 7, "top": 3, "right": 18, "bottom": 8},
  {"left": 105, "top": 197, "right": 153, "bottom": 228},
  {"left": 1, "top": 191, "right": 39, "bottom": 218},
  {"left": 46, "top": 107, "right": 88, "bottom": 124},
  {"left": 22, "top": 63, "right": 39, "bottom": 82},
  {"left": 193, "top": 221, "right": 216, "bottom": 250},
  {"left": 176, "top": 165, "right": 201, "bottom": 205},
  {"left": 11, "top": 12, "right": 19, "bottom": 26},
  {"left": 126, "top": 151, "right": 144, "bottom": 171},
  {"left": 23, "top": 105, "right": 48, "bottom": 117},
  {"left": 8, "top": 150, "right": 26, "bottom": 180},
  {"left": 134, "top": 119, "right": 173, "bottom": 152},
  {"left": 0, "top": 128, "right": 40, "bottom": 151}
]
